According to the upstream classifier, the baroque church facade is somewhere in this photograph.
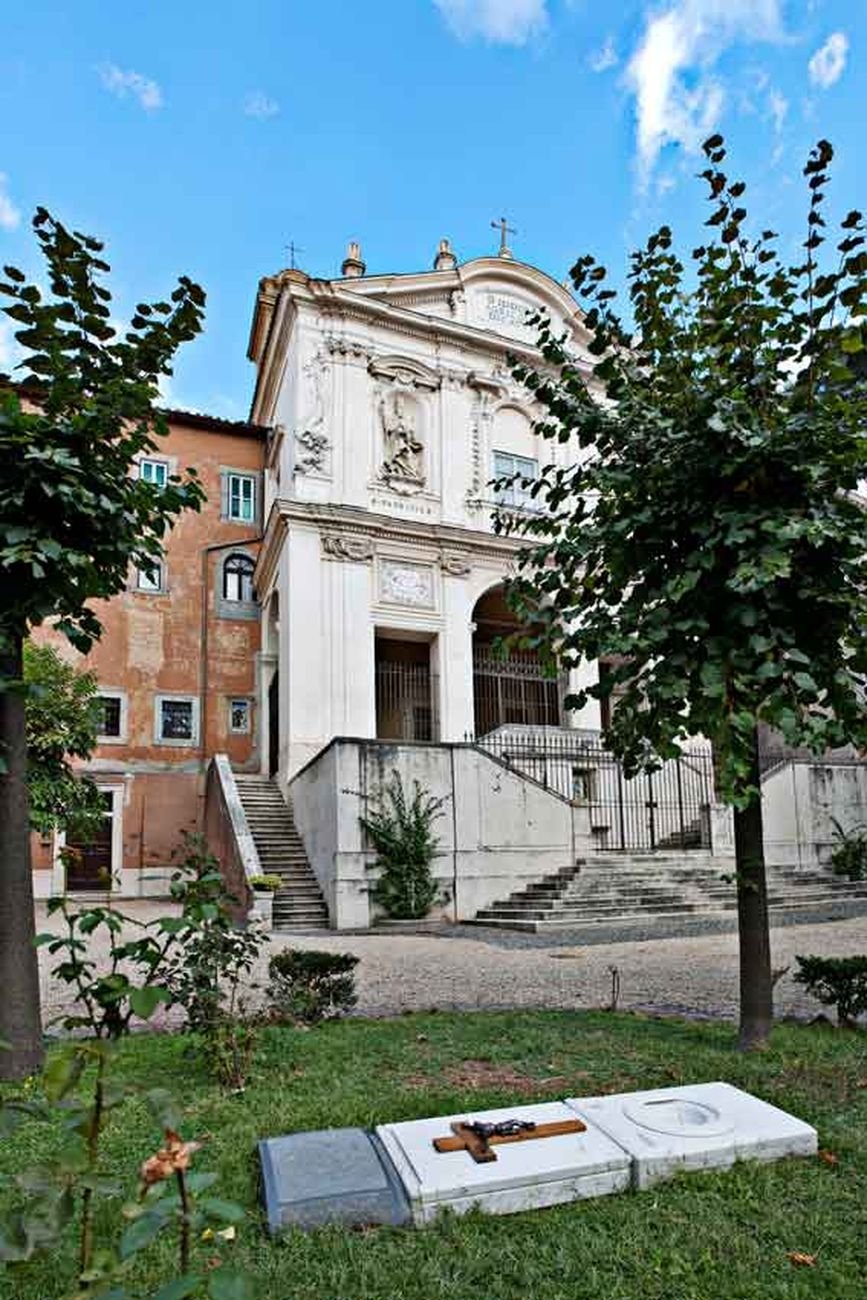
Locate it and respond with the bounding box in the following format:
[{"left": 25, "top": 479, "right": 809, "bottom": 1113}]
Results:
[{"left": 248, "top": 236, "right": 603, "bottom": 784}]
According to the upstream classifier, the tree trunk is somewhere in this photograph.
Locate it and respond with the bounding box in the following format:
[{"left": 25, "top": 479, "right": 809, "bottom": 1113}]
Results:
[
  {"left": 0, "top": 631, "right": 44, "bottom": 1079},
  {"left": 734, "top": 731, "right": 773, "bottom": 1050}
]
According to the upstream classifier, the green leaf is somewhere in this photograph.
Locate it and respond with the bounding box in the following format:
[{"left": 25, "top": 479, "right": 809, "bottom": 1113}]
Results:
[
  {"left": 42, "top": 1046, "right": 86, "bottom": 1101},
  {"left": 199, "top": 1197, "right": 246, "bottom": 1224},
  {"left": 119, "top": 1211, "right": 166, "bottom": 1259},
  {"left": 128, "top": 985, "right": 171, "bottom": 1019},
  {"left": 153, "top": 1277, "right": 203, "bottom": 1300},
  {"left": 208, "top": 1269, "right": 256, "bottom": 1300}
]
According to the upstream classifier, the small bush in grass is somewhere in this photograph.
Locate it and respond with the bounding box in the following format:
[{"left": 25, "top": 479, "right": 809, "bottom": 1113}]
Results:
[
  {"left": 266, "top": 949, "right": 359, "bottom": 1025},
  {"left": 794, "top": 955, "right": 867, "bottom": 1027}
]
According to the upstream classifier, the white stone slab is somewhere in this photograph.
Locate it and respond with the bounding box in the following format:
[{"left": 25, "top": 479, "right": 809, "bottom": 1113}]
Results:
[
  {"left": 565, "top": 1082, "right": 817, "bottom": 1190},
  {"left": 376, "top": 1100, "right": 631, "bottom": 1225}
]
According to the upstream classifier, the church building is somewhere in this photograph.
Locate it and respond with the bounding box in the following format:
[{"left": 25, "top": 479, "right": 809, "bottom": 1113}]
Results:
[{"left": 248, "top": 231, "right": 604, "bottom": 784}]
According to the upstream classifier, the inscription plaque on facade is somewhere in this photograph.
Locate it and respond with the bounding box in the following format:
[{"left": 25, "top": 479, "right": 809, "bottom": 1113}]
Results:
[{"left": 483, "top": 292, "right": 532, "bottom": 335}]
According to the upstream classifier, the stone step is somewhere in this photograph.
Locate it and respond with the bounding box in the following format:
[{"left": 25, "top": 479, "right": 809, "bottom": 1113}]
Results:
[{"left": 234, "top": 777, "right": 328, "bottom": 926}]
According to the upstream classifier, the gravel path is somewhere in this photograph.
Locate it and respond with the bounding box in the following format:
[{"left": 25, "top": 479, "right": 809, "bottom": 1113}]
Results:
[{"left": 34, "top": 903, "right": 867, "bottom": 1029}]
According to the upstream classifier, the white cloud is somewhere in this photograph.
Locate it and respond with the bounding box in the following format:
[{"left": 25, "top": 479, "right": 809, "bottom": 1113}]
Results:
[
  {"left": 433, "top": 0, "right": 547, "bottom": 45},
  {"left": 589, "top": 36, "right": 618, "bottom": 73},
  {"left": 243, "top": 91, "right": 280, "bottom": 120},
  {"left": 768, "top": 87, "right": 788, "bottom": 133},
  {"left": 0, "top": 174, "right": 20, "bottom": 231},
  {"left": 808, "top": 31, "right": 848, "bottom": 90},
  {"left": 626, "top": 0, "right": 783, "bottom": 187},
  {"left": 98, "top": 63, "right": 163, "bottom": 111}
]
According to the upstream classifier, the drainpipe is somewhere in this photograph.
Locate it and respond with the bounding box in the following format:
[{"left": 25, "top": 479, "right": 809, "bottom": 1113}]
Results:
[{"left": 199, "top": 535, "right": 263, "bottom": 789}]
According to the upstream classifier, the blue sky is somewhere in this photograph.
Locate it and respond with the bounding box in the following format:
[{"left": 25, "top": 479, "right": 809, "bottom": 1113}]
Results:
[{"left": 0, "top": 1, "right": 862, "bottom": 420}]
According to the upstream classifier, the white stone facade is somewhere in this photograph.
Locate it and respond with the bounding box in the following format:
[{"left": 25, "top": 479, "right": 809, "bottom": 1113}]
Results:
[{"left": 249, "top": 248, "right": 603, "bottom": 782}]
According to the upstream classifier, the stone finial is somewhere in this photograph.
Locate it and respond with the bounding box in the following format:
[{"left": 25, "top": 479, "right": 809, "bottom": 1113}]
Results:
[
  {"left": 342, "top": 241, "right": 366, "bottom": 278},
  {"left": 433, "top": 238, "right": 458, "bottom": 272}
]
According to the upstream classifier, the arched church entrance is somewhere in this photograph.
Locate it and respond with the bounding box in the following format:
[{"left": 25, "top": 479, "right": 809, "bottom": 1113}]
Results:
[{"left": 471, "top": 585, "right": 561, "bottom": 737}]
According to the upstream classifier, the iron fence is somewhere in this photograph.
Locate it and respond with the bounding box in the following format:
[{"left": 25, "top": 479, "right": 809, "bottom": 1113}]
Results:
[
  {"left": 471, "top": 727, "right": 716, "bottom": 851},
  {"left": 375, "top": 662, "right": 439, "bottom": 742},
  {"left": 472, "top": 652, "right": 562, "bottom": 735}
]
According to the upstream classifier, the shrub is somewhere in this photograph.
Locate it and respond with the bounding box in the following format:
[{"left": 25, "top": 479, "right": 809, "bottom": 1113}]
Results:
[
  {"left": 360, "top": 770, "right": 447, "bottom": 919},
  {"left": 794, "top": 955, "right": 867, "bottom": 1027},
  {"left": 266, "top": 949, "right": 358, "bottom": 1025},
  {"left": 250, "top": 874, "right": 283, "bottom": 892},
  {"left": 829, "top": 818, "right": 867, "bottom": 882},
  {"left": 165, "top": 834, "right": 267, "bottom": 1037}
]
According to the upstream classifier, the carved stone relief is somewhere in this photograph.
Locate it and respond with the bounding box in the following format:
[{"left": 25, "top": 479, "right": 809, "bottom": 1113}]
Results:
[
  {"left": 379, "top": 561, "right": 435, "bottom": 608},
  {"left": 321, "top": 533, "right": 374, "bottom": 563},
  {"left": 378, "top": 390, "right": 425, "bottom": 492},
  {"left": 294, "top": 351, "right": 331, "bottom": 476}
]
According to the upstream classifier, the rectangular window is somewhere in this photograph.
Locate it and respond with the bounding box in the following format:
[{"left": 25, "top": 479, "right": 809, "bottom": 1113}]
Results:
[
  {"left": 139, "top": 459, "right": 168, "bottom": 488},
  {"left": 492, "top": 451, "right": 539, "bottom": 510},
  {"left": 227, "top": 473, "right": 257, "bottom": 523},
  {"left": 229, "top": 698, "right": 251, "bottom": 734},
  {"left": 156, "top": 697, "right": 198, "bottom": 745},
  {"left": 97, "top": 695, "right": 123, "bottom": 739},
  {"left": 137, "top": 561, "right": 164, "bottom": 593}
]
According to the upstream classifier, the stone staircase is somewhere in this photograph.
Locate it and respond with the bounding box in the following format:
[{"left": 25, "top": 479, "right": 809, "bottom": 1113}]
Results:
[
  {"left": 473, "top": 851, "right": 867, "bottom": 933},
  {"left": 233, "top": 775, "right": 329, "bottom": 931}
]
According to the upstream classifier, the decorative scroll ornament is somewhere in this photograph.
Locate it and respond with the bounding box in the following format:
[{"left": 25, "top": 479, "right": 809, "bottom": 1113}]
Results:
[
  {"left": 321, "top": 533, "right": 374, "bottom": 563},
  {"left": 441, "top": 553, "right": 471, "bottom": 577}
]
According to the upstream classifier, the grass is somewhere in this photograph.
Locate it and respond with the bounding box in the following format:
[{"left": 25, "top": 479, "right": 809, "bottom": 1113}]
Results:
[{"left": 2, "top": 1010, "right": 867, "bottom": 1299}]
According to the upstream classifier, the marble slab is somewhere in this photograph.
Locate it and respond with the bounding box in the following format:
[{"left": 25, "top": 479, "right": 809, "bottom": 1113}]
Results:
[
  {"left": 376, "top": 1100, "right": 631, "bottom": 1225},
  {"left": 259, "top": 1127, "right": 412, "bottom": 1233},
  {"left": 565, "top": 1082, "right": 817, "bottom": 1189}
]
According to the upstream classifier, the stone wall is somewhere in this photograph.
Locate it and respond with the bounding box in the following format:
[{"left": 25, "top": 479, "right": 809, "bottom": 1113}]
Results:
[
  {"left": 762, "top": 761, "right": 867, "bottom": 868},
  {"left": 288, "top": 738, "right": 593, "bottom": 930}
]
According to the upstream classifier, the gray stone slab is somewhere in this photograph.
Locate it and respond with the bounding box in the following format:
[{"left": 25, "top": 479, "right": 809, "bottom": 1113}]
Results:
[{"left": 259, "top": 1127, "right": 412, "bottom": 1233}]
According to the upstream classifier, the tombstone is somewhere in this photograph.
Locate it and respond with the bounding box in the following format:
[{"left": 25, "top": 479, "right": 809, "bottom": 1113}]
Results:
[
  {"left": 375, "top": 1100, "right": 631, "bottom": 1225},
  {"left": 259, "top": 1127, "right": 412, "bottom": 1233},
  {"left": 565, "top": 1082, "right": 818, "bottom": 1190}
]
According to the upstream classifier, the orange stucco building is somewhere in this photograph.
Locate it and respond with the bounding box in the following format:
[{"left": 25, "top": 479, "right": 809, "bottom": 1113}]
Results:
[{"left": 30, "top": 408, "right": 268, "bottom": 898}]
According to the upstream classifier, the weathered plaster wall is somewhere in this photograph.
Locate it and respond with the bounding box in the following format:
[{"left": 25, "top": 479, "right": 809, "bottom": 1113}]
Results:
[
  {"left": 763, "top": 762, "right": 867, "bottom": 868},
  {"left": 29, "top": 415, "right": 266, "bottom": 896}
]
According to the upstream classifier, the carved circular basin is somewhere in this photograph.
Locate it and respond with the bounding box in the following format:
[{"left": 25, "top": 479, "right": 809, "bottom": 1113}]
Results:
[{"left": 621, "top": 1097, "right": 734, "bottom": 1138}]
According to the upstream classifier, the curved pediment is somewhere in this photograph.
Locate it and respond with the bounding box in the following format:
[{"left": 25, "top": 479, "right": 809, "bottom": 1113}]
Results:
[
  {"left": 458, "top": 257, "right": 586, "bottom": 347},
  {"left": 325, "top": 250, "right": 593, "bottom": 355},
  {"left": 368, "top": 354, "right": 441, "bottom": 390}
]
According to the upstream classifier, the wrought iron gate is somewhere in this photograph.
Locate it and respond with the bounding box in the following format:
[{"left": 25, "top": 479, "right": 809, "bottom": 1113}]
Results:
[{"left": 474, "top": 729, "right": 715, "bottom": 851}]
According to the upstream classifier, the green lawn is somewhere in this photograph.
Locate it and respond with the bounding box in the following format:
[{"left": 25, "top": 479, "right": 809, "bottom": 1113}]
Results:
[{"left": 2, "top": 1011, "right": 866, "bottom": 1300}]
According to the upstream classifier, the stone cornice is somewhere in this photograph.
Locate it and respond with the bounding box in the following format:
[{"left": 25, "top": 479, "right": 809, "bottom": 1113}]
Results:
[{"left": 254, "top": 497, "right": 524, "bottom": 596}]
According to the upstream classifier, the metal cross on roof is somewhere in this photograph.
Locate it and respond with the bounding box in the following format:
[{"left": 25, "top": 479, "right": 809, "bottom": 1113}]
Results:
[
  {"left": 491, "top": 216, "right": 517, "bottom": 259},
  {"left": 285, "top": 240, "right": 305, "bottom": 270}
]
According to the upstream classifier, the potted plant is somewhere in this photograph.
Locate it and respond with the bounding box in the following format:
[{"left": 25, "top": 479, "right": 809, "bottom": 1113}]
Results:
[{"left": 249, "top": 875, "right": 282, "bottom": 929}]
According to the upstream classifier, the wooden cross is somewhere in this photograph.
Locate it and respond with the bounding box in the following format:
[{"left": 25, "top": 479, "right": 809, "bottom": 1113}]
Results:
[
  {"left": 491, "top": 216, "right": 517, "bottom": 257},
  {"left": 433, "top": 1117, "right": 586, "bottom": 1164}
]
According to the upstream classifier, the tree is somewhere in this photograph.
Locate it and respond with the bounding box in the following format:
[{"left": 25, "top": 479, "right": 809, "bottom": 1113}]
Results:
[
  {"left": 0, "top": 210, "right": 206, "bottom": 1079},
  {"left": 497, "top": 138, "right": 867, "bottom": 1049},
  {"left": 24, "top": 641, "right": 105, "bottom": 840}
]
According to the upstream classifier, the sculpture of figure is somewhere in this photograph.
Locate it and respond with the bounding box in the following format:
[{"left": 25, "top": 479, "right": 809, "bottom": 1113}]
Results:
[{"left": 380, "top": 392, "right": 424, "bottom": 485}]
